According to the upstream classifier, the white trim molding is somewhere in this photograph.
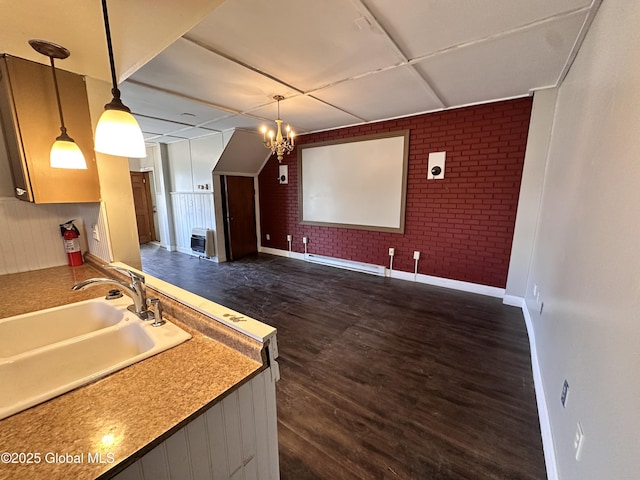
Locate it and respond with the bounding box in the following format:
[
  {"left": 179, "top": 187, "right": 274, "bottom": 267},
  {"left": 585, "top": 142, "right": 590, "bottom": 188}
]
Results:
[
  {"left": 504, "top": 295, "right": 558, "bottom": 480},
  {"left": 391, "top": 269, "right": 505, "bottom": 298},
  {"left": 259, "top": 246, "right": 304, "bottom": 260},
  {"left": 260, "top": 247, "right": 505, "bottom": 298}
]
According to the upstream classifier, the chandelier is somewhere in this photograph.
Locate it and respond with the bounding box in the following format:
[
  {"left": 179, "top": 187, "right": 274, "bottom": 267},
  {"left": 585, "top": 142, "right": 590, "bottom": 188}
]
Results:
[{"left": 261, "top": 95, "right": 295, "bottom": 162}]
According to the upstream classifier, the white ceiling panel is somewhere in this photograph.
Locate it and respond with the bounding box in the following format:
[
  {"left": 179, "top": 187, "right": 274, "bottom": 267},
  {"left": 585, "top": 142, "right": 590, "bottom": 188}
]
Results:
[
  {"left": 247, "top": 95, "right": 363, "bottom": 133},
  {"left": 134, "top": 115, "right": 219, "bottom": 137},
  {"left": 186, "top": 0, "right": 405, "bottom": 92},
  {"left": 415, "top": 12, "right": 588, "bottom": 107},
  {"left": 314, "top": 65, "right": 443, "bottom": 121},
  {"left": 120, "top": 82, "right": 231, "bottom": 125},
  {"left": 146, "top": 135, "right": 196, "bottom": 144},
  {"left": 201, "top": 115, "right": 269, "bottom": 132},
  {"left": 362, "top": 0, "right": 592, "bottom": 59},
  {"left": 128, "top": 38, "right": 295, "bottom": 113}
]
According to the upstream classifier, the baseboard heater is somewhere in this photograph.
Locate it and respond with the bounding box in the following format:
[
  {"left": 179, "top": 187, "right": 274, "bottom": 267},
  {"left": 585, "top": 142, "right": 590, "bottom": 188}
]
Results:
[
  {"left": 190, "top": 228, "right": 215, "bottom": 258},
  {"left": 304, "top": 254, "right": 385, "bottom": 276}
]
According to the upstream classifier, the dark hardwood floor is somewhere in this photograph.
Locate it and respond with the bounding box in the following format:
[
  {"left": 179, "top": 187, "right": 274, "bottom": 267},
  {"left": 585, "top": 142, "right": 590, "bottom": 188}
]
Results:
[{"left": 140, "top": 244, "right": 546, "bottom": 480}]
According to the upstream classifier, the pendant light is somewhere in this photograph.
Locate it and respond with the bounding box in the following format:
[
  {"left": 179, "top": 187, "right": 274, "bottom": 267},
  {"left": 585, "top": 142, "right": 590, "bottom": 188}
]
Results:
[
  {"left": 94, "top": 0, "right": 146, "bottom": 158},
  {"left": 29, "top": 39, "right": 87, "bottom": 170}
]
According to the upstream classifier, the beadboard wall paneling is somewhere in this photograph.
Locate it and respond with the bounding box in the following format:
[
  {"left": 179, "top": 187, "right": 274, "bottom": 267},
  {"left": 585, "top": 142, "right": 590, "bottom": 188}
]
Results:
[
  {"left": 113, "top": 367, "right": 279, "bottom": 480},
  {"left": 0, "top": 198, "right": 102, "bottom": 275},
  {"left": 170, "top": 192, "right": 215, "bottom": 255}
]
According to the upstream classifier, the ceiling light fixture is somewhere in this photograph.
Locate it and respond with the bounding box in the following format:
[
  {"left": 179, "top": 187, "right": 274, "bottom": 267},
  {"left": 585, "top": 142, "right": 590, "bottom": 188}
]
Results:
[
  {"left": 29, "top": 39, "right": 87, "bottom": 170},
  {"left": 260, "top": 95, "right": 295, "bottom": 163},
  {"left": 94, "top": 0, "right": 146, "bottom": 158}
]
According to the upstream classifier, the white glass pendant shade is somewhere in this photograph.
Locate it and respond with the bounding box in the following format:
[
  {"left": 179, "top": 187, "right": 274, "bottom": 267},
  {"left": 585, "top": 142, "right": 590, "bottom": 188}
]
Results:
[
  {"left": 94, "top": 109, "right": 146, "bottom": 158},
  {"left": 50, "top": 139, "right": 87, "bottom": 169}
]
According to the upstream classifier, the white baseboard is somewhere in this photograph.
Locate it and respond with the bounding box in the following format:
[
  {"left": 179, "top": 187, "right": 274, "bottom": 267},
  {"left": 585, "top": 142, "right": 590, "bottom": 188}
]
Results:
[
  {"left": 502, "top": 294, "right": 525, "bottom": 307},
  {"left": 259, "top": 246, "right": 304, "bottom": 260},
  {"left": 518, "top": 298, "right": 558, "bottom": 480},
  {"left": 390, "top": 269, "right": 506, "bottom": 298},
  {"left": 260, "top": 247, "right": 505, "bottom": 298}
]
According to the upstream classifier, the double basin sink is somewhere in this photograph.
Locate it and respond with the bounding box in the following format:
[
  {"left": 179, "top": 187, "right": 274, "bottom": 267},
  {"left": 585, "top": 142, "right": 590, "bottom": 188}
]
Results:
[{"left": 0, "top": 296, "right": 191, "bottom": 420}]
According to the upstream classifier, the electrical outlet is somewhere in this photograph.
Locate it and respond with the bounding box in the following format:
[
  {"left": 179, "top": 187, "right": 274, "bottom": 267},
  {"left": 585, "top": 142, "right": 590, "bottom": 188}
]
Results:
[
  {"left": 561, "top": 380, "right": 569, "bottom": 407},
  {"left": 91, "top": 224, "right": 100, "bottom": 242},
  {"left": 574, "top": 422, "right": 585, "bottom": 460},
  {"left": 389, "top": 247, "right": 395, "bottom": 256},
  {"left": 287, "top": 235, "right": 292, "bottom": 242},
  {"left": 303, "top": 237, "right": 308, "bottom": 244},
  {"left": 413, "top": 251, "right": 420, "bottom": 260},
  {"left": 266, "top": 234, "right": 270, "bottom": 241}
]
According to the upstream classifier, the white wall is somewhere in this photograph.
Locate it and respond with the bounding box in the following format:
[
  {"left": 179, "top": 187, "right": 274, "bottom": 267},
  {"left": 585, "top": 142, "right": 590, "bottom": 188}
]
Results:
[
  {"left": 167, "top": 134, "right": 225, "bottom": 193},
  {"left": 505, "top": 88, "right": 558, "bottom": 298},
  {"left": 164, "top": 135, "right": 226, "bottom": 258},
  {"left": 526, "top": 1, "right": 640, "bottom": 478}
]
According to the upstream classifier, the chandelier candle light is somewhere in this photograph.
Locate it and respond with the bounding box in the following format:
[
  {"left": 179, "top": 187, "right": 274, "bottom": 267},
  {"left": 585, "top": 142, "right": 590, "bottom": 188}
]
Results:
[
  {"left": 29, "top": 39, "right": 87, "bottom": 169},
  {"left": 261, "top": 95, "right": 295, "bottom": 162}
]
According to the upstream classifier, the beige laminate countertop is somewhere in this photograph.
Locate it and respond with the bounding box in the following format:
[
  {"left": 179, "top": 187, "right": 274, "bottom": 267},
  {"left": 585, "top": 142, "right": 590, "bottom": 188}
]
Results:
[{"left": 0, "top": 263, "right": 267, "bottom": 480}]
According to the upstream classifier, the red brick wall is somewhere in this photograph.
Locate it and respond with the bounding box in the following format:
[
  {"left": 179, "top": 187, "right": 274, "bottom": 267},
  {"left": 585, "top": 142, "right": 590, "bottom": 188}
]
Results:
[{"left": 258, "top": 98, "right": 532, "bottom": 288}]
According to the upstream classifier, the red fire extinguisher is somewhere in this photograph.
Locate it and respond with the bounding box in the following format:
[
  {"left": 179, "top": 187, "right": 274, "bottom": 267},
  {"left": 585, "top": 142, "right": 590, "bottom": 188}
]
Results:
[{"left": 60, "top": 220, "right": 83, "bottom": 267}]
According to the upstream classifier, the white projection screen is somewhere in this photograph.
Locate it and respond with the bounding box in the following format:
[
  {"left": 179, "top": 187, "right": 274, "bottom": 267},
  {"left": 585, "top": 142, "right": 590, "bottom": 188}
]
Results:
[{"left": 299, "top": 130, "right": 409, "bottom": 233}]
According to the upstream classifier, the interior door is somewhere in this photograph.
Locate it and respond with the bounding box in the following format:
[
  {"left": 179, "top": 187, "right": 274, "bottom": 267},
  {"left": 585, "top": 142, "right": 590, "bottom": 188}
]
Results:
[
  {"left": 130, "top": 171, "right": 156, "bottom": 244},
  {"left": 224, "top": 176, "right": 257, "bottom": 260}
]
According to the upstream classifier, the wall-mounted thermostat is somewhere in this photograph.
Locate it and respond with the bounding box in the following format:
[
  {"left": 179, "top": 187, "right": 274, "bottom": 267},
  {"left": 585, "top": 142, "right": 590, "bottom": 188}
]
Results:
[
  {"left": 427, "top": 151, "right": 446, "bottom": 180},
  {"left": 278, "top": 164, "right": 288, "bottom": 184}
]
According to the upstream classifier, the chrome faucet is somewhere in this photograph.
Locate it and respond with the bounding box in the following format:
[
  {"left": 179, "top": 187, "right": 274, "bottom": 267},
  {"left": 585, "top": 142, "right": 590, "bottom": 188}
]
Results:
[{"left": 72, "top": 266, "right": 151, "bottom": 320}]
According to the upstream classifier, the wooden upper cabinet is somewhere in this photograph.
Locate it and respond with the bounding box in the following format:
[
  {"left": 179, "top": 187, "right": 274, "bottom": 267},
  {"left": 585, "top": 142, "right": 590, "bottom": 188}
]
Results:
[{"left": 0, "top": 54, "right": 100, "bottom": 203}]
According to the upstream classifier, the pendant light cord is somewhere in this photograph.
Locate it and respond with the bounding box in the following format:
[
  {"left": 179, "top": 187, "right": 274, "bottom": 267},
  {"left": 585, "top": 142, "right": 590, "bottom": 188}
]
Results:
[
  {"left": 101, "top": 0, "right": 130, "bottom": 112},
  {"left": 102, "top": 0, "right": 118, "bottom": 91},
  {"left": 49, "top": 57, "right": 72, "bottom": 141}
]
